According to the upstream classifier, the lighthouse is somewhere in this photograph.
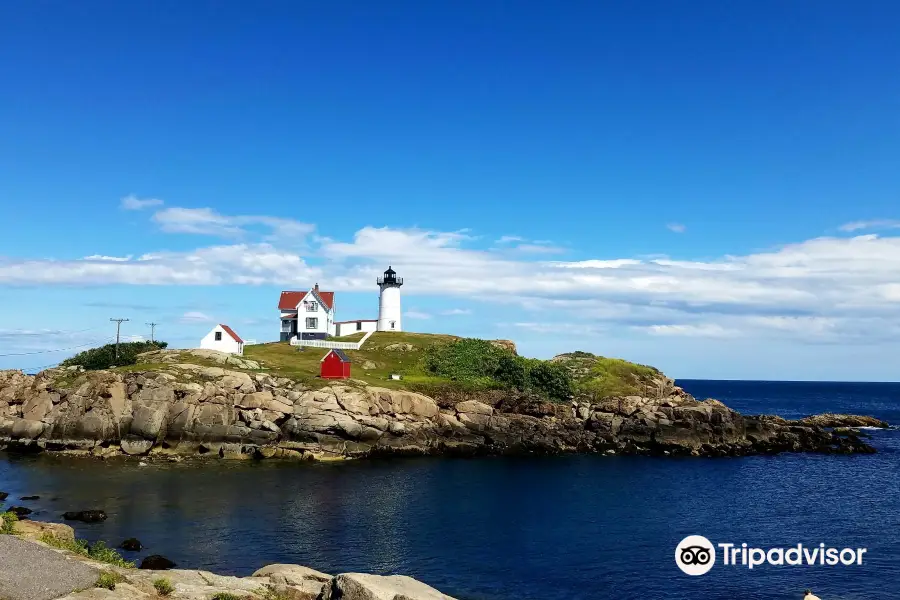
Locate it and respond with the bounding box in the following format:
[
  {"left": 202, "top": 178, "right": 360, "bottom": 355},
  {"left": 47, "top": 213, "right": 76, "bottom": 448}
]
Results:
[{"left": 377, "top": 266, "right": 403, "bottom": 332}]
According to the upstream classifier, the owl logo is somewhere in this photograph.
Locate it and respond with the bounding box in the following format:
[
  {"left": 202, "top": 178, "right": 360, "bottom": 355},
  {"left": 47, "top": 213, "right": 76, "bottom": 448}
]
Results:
[{"left": 675, "top": 536, "right": 716, "bottom": 575}]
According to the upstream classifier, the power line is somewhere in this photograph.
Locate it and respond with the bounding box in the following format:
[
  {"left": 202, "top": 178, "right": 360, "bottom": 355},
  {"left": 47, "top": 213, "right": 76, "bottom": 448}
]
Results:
[
  {"left": 146, "top": 322, "right": 158, "bottom": 342},
  {"left": 0, "top": 340, "right": 109, "bottom": 358}
]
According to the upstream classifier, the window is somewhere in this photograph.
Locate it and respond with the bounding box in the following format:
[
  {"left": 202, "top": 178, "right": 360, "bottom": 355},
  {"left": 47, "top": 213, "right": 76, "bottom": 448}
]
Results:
[
  {"left": 356, "top": 321, "right": 362, "bottom": 331},
  {"left": 305, "top": 301, "right": 318, "bottom": 312},
  {"left": 390, "top": 321, "right": 395, "bottom": 330},
  {"left": 306, "top": 317, "right": 318, "bottom": 329},
  {"left": 214, "top": 331, "right": 222, "bottom": 341},
  {"left": 281, "top": 320, "right": 293, "bottom": 332}
]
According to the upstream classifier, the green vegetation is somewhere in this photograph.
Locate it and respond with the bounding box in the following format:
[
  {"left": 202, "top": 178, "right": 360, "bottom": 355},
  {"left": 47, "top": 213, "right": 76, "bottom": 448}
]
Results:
[
  {"left": 153, "top": 578, "right": 175, "bottom": 596},
  {"left": 259, "top": 586, "right": 291, "bottom": 600},
  {"left": 0, "top": 511, "right": 18, "bottom": 534},
  {"left": 553, "top": 352, "right": 662, "bottom": 399},
  {"left": 61, "top": 340, "right": 168, "bottom": 370},
  {"left": 421, "top": 338, "right": 573, "bottom": 401},
  {"left": 95, "top": 571, "right": 127, "bottom": 590},
  {"left": 211, "top": 593, "right": 247, "bottom": 600},
  {"left": 39, "top": 534, "right": 135, "bottom": 568}
]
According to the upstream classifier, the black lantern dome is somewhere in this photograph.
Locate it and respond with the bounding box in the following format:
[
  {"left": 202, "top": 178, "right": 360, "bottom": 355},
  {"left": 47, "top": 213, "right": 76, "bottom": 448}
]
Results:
[{"left": 377, "top": 265, "right": 403, "bottom": 286}]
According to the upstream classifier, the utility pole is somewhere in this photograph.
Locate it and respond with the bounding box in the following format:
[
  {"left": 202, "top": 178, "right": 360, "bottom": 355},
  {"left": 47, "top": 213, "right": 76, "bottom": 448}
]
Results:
[
  {"left": 146, "top": 322, "right": 158, "bottom": 343},
  {"left": 110, "top": 318, "right": 129, "bottom": 359}
]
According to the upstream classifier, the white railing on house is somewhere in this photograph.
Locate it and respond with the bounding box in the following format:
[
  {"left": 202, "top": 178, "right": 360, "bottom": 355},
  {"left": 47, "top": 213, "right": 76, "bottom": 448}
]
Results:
[{"left": 289, "top": 330, "right": 374, "bottom": 350}]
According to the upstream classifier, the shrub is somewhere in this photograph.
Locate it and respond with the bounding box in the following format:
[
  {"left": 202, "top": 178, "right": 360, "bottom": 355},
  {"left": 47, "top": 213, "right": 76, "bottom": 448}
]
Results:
[
  {"left": 526, "top": 361, "right": 574, "bottom": 401},
  {"left": 421, "top": 339, "right": 575, "bottom": 402},
  {"left": 60, "top": 340, "right": 168, "bottom": 370},
  {"left": 0, "top": 511, "right": 18, "bottom": 534},
  {"left": 153, "top": 578, "right": 175, "bottom": 596},
  {"left": 96, "top": 571, "right": 126, "bottom": 590},
  {"left": 40, "top": 533, "right": 135, "bottom": 568},
  {"left": 211, "top": 593, "right": 247, "bottom": 600}
]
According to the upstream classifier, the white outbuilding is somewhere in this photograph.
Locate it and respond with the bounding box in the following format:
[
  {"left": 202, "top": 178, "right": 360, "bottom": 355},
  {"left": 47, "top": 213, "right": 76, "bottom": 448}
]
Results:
[{"left": 200, "top": 324, "right": 244, "bottom": 355}]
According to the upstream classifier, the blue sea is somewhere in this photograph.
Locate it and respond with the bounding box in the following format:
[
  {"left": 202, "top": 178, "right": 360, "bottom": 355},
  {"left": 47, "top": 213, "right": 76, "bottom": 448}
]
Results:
[{"left": 1, "top": 380, "right": 898, "bottom": 600}]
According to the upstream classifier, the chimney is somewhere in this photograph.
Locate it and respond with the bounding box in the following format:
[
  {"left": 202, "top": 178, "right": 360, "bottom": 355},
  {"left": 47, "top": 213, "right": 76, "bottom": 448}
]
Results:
[{"left": 314, "top": 283, "right": 319, "bottom": 292}]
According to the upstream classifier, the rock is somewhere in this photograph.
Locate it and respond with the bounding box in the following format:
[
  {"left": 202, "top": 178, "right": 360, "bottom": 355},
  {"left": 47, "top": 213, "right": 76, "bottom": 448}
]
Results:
[
  {"left": 63, "top": 510, "right": 107, "bottom": 523},
  {"left": 130, "top": 405, "right": 167, "bottom": 440},
  {"left": 455, "top": 400, "right": 493, "bottom": 416},
  {"left": 383, "top": 343, "right": 415, "bottom": 352},
  {"left": 323, "top": 573, "right": 456, "bottom": 600},
  {"left": 21, "top": 495, "right": 40, "bottom": 500},
  {"left": 253, "top": 564, "right": 332, "bottom": 599},
  {"left": 794, "top": 413, "right": 890, "bottom": 429},
  {"left": 139, "top": 554, "right": 176, "bottom": 570},
  {"left": 14, "top": 519, "right": 75, "bottom": 542},
  {"left": 9, "top": 506, "right": 32, "bottom": 518},
  {"left": 120, "top": 436, "right": 154, "bottom": 455},
  {"left": 361, "top": 360, "right": 377, "bottom": 370},
  {"left": 120, "top": 538, "right": 142, "bottom": 551},
  {"left": 490, "top": 339, "right": 517, "bottom": 354},
  {"left": 11, "top": 418, "right": 44, "bottom": 439},
  {"left": 0, "top": 492, "right": 7, "bottom": 500},
  {"left": 238, "top": 390, "right": 292, "bottom": 413}
]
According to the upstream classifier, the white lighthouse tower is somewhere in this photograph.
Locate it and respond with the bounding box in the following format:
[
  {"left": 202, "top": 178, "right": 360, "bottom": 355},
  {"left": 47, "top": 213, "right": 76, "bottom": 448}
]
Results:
[{"left": 377, "top": 266, "right": 403, "bottom": 332}]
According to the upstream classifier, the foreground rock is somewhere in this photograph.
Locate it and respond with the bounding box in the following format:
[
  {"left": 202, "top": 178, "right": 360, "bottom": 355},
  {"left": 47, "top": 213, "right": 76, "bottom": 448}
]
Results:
[
  {"left": 0, "top": 354, "right": 882, "bottom": 460},
  {"left": 0, "top": 517, "right": 458, "bottom": 600}
]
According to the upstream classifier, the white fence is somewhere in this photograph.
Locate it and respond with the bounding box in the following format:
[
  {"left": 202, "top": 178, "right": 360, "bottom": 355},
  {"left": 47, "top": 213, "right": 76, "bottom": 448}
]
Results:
[{"left": 289, "top": 330, "right": 374, "bottom": 350}]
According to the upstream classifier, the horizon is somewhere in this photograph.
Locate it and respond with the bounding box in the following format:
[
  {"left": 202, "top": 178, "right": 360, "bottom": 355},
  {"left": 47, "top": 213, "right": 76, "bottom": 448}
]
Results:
[{"left": 4, "top": 2, "right": 900, "bottom": 381}]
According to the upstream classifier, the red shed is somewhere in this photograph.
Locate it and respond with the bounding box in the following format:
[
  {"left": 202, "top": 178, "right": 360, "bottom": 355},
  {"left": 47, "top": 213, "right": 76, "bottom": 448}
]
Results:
[{"left": 320, "top": 348, "right": 351, "bottom": 379}]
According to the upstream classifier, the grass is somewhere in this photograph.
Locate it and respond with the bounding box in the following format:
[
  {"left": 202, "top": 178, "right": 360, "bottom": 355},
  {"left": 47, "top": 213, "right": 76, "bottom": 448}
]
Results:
[
  {"left": 210, "top": 593, "right": 248, "bottom": 600},
  {"left": 39, "top": 534, "right": 135, "bottom": 568},
  {"left": 243, "top": 332, "right": 458, "bottom": 389},
  {"left": 259, "top": 585, "right": 291, "bottom": 600},
  {"left": 153, "top": 578, "right": 175, "bottom": 596},
  {"left": 557, "top": 353, "right": 662, "bottom": 399},
  {"left": 96, "top": 571, "right": 127, "bottom": 590},
  {"left": 0, "top": 512, "right": 18, "bottom": 535}
]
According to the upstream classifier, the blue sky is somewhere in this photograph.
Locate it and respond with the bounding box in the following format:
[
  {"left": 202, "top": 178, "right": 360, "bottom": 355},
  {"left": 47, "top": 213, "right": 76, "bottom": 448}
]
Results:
[{"left": 2, "top": 1, "right": 900, "bottom": 380}]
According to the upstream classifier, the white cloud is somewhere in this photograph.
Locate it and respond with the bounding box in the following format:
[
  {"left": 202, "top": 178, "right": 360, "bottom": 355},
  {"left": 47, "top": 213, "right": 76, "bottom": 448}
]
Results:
[
  {"left": 496, "top": 235, "right": 524, "bottom": 244},
  {"left": 511, "top": 243, "right": 566, "bottom": 254},
  {"left": 667, "top": 223, "right": 687, "bottom": 233},
  {"left": 152, "top": 207, "right": 314, "bottom": 240},
  {"left": 404, "top": 310, "right": 432, "bottom": 320},
  {"left": 839, "top": 219, "right": 900, "bottom": 232},
  {"left": 83, "top": 255, "right": 133, "bottom": 262},
  {"left": 10, "top": 218, "right": 900, "bottom": 345},
  {"left": 121, "top": 194, "right": 164, "bottom": 211},
  {"left": 180, "top": 311, "right": 215, "bottom": 323},
  {"left": 441, "top": 308, "right": 472, "bottom": 316}
]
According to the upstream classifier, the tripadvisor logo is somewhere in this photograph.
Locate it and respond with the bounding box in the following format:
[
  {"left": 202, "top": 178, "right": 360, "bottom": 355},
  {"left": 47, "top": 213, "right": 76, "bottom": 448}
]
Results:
[{"left": 675, "top": 536, "right": 868, "bottom": 576}]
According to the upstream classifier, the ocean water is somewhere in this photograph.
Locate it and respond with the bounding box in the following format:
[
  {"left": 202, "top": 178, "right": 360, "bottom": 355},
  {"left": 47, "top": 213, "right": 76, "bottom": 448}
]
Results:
[{"left": 1, "top": 380, "right": 898, "bottom": 600}]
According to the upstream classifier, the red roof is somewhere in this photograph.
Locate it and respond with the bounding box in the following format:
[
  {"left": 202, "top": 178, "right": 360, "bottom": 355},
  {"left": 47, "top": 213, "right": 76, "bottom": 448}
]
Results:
[
  {"left": 278, "top": 290, "right": 334, "bottom": 310},
  {"left": 219, "top": 324, "right": 243, "bottom": 343}
]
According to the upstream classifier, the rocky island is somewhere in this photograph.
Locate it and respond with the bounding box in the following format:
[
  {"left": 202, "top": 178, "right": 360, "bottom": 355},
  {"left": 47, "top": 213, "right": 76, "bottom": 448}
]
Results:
[{"left": 0, "top": 334, "right": 885, "bottom": 459}]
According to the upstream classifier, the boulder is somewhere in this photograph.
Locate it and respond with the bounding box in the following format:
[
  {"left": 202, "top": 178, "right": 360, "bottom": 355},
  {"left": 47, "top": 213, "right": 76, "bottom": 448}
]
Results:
[
  {"left": 11, "top": 418, "right": 44, "bottom": 439},
  {"left": 21, "top": 495, "right": 40, "bottom": 500},
  {"left": 120, "top": 538, "right": 142, "bottom": 551},
  {"left": 63, "top": 510, "right": 107, "bottom": 523},
  {"left": 139, "top": 554, "right": 176, "bottom": 570},
  {"left": 238, "top": 391, "right": 292, "bottom": 414},
  {"left": 0, "top": 492, "right": 7, "bottom": 500},
  {"left": 9, "top": 506, "right": 32, "bottom": 518},
  {"left": 323, "top": 573, "right": 456, "bottom": 600},
  {"left": 130, "top": 405, "right": 167, "bottom": 440},
  {"left": 252, "top": 564, "right": 332, "bottom": 599},
  {"left": 121, "top": 436, "right": 154, "bottom": 455},
  {"left": 455, "top": 400, "right": 493, "bottom": 416}
]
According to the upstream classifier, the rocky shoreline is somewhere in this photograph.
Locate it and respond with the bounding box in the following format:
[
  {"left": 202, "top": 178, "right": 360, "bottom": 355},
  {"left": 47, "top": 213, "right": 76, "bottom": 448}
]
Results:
[
  {"left": 0, "top": 351, "right": 887, "bottom": 461},
  {"left": 0, "top": 515, "right": 455, "bottom": 599}
]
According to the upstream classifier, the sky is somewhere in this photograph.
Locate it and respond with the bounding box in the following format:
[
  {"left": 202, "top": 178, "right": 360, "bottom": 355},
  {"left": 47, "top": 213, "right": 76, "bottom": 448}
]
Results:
[{"left": 2, "top": 1, "right": 900, "bottom": 380}]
